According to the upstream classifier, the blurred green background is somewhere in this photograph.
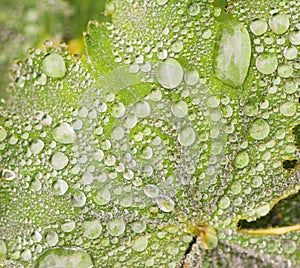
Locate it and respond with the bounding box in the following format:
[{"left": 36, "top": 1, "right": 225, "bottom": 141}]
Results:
[{"left": 0, "top": 0, "right": 108, "bottom": 99}]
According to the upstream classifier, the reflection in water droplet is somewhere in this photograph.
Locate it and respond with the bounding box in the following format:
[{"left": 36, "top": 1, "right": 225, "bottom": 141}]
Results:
[
  {"left": 157, "top": 58, "right": 183, "bottom": 89},
  {"left": 249, "top": 119, "right": 270, "bottom": 140},
  {"left": 42, "top": 53, "right": 67, "bottom": 78},
  {"left": 256, "top": 53, "right": 278, "bottom": 74}
]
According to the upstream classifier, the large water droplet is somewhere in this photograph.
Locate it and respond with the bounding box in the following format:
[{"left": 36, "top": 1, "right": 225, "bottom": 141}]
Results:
[
  {"left": 132, "top": 236, "right": 149, "bottom": 252},
  {"left": 144, "top": 184, "right": 159, "bottom": 198},
  {"left": 280, "top": 101, "right": 296, "bottom": 117},
  {"left": 51, "top": 152, "right": 69, "bottom": 170},
  {"left": 156, "top": 195, "right": 175, "bottom": 212},
  {"left": 269, "top": 13, "right": 289, "bottom": 35},
  {"left": 157, "top": 58, "right": 183, "bottom": 89},
  {"left": 53, "top": 123, "right": 76, "bottom": 144},
  {"left": 1, "top": 169, "right": 16, "bottom": 180},
  {"left": 35, "top": 248, "right": 93, "bottom": 268},
  {"left": 94, "top": 189, "right": 111, "bottom": 205},
  {"left": 249, "top": 119, "right": 270, "bottom": 140},
  {"left": 178, "top": 126, "right": 196, "bottom": 147},
  {"left": 289, "top": 30, "right": 300, "bottom": 45},
  {"left": 83, "top": 219, "right": 102, "bottom": 240},
  {"left": 0, "top": 240, "right": 7, "bottom": 258},
  {"left": 234, "top": 151, "right": 249, "bottom": 168},
  {"left": 0, "top": 127, "right": 7, "bottom": 142},
  {"left": 214, "top": 22, "right": 251, "bottom": 88},
  {"left": 219, "top": 196, "right": 230, "bottom": 209},
  {"left": 107, "top": 218, "right": 126, "bottom": 236},
  {"left": 29, "top": 139, "right": 44, "bottom": 155},
  {"left": 256, "top": 53, "right": 278, "bottom": 74},
  {"left": 42, "top": 53, "right": 67, "bottom": 78},
  {"left": 187, "top": 2, "right": 200, "bottom": 16},
  {"left": 134, "top": 101, "right": 151, "bottom": 118},
  {"left": 52, "top": 179, "right": 68, "bottom": 196},
  {"left": 171, "top": 100, "right": 188, "bottom": 118},
  {"left": 250, "top": 19, "right": 268, "bottom": 36}
]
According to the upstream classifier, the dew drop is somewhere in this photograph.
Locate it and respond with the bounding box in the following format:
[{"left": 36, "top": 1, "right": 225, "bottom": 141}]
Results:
[
  {"left": 157, "top": 58, "right": 183, "bottom": 89},
  {"left": 283, "top": 240, "right": 297, "bottom": 254},
  {"left": 61, "top": 221, "right": 76, "bottom": 233},
  {"left": 29, "top": 139, "right": 44, "bottom": 155},
  {"left": 42, "top": 53, "right": 67, "bottom": 78},
  {"left": 107, "top": 218, "right": 126, "bottom": 236},
  {"left": 51, "top": 152, "right": 69, "bottom": 170},
  {"left": 134, "top": 101, "right": 151, "bottom": 118},
  {"left": 269, "top": 14, "right": 289, "bottom": 35},
  {"left": 156, "top": 0, "right": 168, "bottom": 6},
  {"left": 83, "top": 219, "right": 102, "bottom": 240},
  {"left": 234, "top": 151, "right": 249, "bottom": 169},
  {"left": 1, "top": 169, "right": 16, "bottom": 181},
  {"left": 52, "top": 179, "right": 68, "bottom": 196},
  {"left": 243, "top": 103, "right": 258, "bottom": 117},
  {"left": 178, "top": 126, "right": 196, "bottom": 147},
  {"left": 111, "top": 126, "right": 124, "bottom": 140},
  {"left": 251, "top": 176, "right": 262, "bottom": 188},
  {"left": 230, "top": 181, "right": 242, "bottom": 195},
  {"left": 184, "top": 70, "right": 199, "bottom": 86},
  {"left": 283, "top": 46, "right": 298, "bottom": 60},
  {"left": 45, "top": 231, "right": 59, "bottom": 247},
  {"left": 283, "top": 80, "right": 298, "bottom": 94},
  {"left": 35, "top": 247, "right": 93, "bottom": 268},
  {"left": 71, "top": 190, "right": 87, "bottom": 207},
  {"left": 187, "top": 2, "right": 200, "bottom": 16},
  {"left": 156, "top": 195, "right": 175, "bottom": 212},
  {"left": 94, "top": 189, "right": 111, "bottom": 205},
  {"left": 0, "top": 240, "right": 7, "bottom": 258},
  {"left": 0, "top": 127, "right": 7, "bottom": 142},
  {"left": 249, "top": 119, "right": 270, "bottom": 140},
  {"left": 219, "top": 196, "right": 230, "bottom": 209},
  {"left": 277, "top": 64, "right": 293, "bottom": 78},
  {"left": 53, "top": 123, "right": 76, "bottom": 144},
  {"left": 171, "top": 100, "right": 188, "bottom": 118},
  {"left": 132, "top": 236, "right": 149, "bottom": 252},
  {"left": 256, "top": 53, "right": 278, "bottom": 74},
  {"left": 280, "top": 101, "right": 296, "bottom": 117},
  {"left": 289, "top": 30, "right": 300, "bottom": 45},
  {"left": 250, "top": 19, "right": 268, "bottom": 36},
  {"left": 131, "top": 222, "right": 147, "bottom": 233},
  {"left": 144, "top": 184, "right": 159, "bottom": 198}
]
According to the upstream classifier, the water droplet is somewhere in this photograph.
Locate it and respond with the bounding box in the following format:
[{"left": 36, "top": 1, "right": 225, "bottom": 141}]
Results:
[
  {"left": 171, "top": 41, "right": 183, "bottom": 53},
  {"left": 250, "top": 19, "right": 268, "bottom": 36},
  {"left": 249, "top": 119, "right": 270, "bottom": 140},
  {"left": 71, "top": 190, "right": 86, "bottom": 207},
  {"left": 134, "top": 101, "right": 151, "bottom": 118},
  {"left": 283, "top": 80, "right": 298, "bottom": 94},
  {"left": 52, "top": 179, "right": 68, "bottom": 195},
  {"left": 21, "top": 248, "right": 32, "bottom": 261},
  {"left": 243, "top": 103, "right": 258, "bottom": 117},
  {"left": 144, "top": 184, "right": 159, "bottom": 198},
  {"left": 51, "top": 152, "right": 69, "bottom": 170},
  {"left": 0, "top": 127, "right": 7, "bottom": 142},
  {"left": 94, "top": 189, "right": 111, "bottom": 205},
  {"left": 156, "top": 195, "right": 175, "bottom": 212},
  {"left": 178, "top": 126, "right": 196, "bottom": 147},
  {"left": 234, "top": 151, "right": 249, "bottom": 168},
  {"left": 219, "top": 196, "right": 230, "bottom": 209},
  {"left": 83, "top": 219, "right": 102, "bottom": 240},
  {"left": 289, "top": 30, "right": 300, "bottom": 45},
  {"left": 214, "top": 22, "right": 251, "bottom": 88},
  {"left": 1, "top": 169, "right": 16, "bottom": 181},
  {"left": 132, "top": 236, "right": 148, "bottom": 252},
  {"left": 230, "top": 181, "right": 242, "bottom": 195},
  {"left": 187, "top": 2, "right": 200, "bottom": 16},
  {"left": 107, "top": 218, "right": 126, "bottom": 236},
  {"left": 277, "top": 64, "right": 293, "bottom": 78},
  {"left": 111, "top": 126, "right": 124, "bottom": 140},
  {"left": 171, "top": 100, "right": 188, "bottom": 118},
  {"left": 53, "top": 123, "right": 76, "bottom": 144},
  {"left": 269, "top": 14, "right": 289, "bottom": 35},
  {"left": 45, "top": 231, "right": 59, "bottom": 247},
  {"left": 184, "top": 70, "right": 199, "bottom": 86},
  {"left": 29, "top": 139, "right": 44, "bottom": 155},
  {"left": 283, "top": 46, "right": 298, "bottom": 60},
  {"left": 206, "top": 95, "right": 220, "bottom": 108},
  {"left": 251, "top": 176, "right": 262, "bottom": 188},
  {"left": 61, "top": 221, "right": 76, "bottom": 233},
  {"left": 156, "top": 0, "right": 168, "bottom": 6},
  {"left": 0, "top": 240, "right": 7, "bottom": 258},
  {"left": 283, "top": 240, "right": 297, "bottom": 254},
  {"left": 42, "top": 53, "right": 67, "bottom": 78},
  {"left": 256, "top": 53, "right": 278, "bottom": 74},
  {"left": 157, "top": 58, "right": 183, "bottom": 89},
  {"left": 280, "top": 101, "right": 296, "bottom": 117},
  {"left": 35, "top": 248, "right": 93, "bottom": 268},
  {"left": 131, "top": 222, "right": 146, "bottom": 233},
  {"left": 255, "top": 204, "right": 270, "bottom": 217}
]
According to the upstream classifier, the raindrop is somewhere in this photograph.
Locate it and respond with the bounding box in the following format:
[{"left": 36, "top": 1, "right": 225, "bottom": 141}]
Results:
[
  {"left": 187, "top": 2, "right": 200, "bottom": 16},
  {"left": 256, "top": 53, "right": 278, "bottom": 74},
  {"left": 0, "top": 127, "right": 7, "bottom": 142},
  {"left": 83, "top": 219, "right": 102, "bottom": 240},
  {"left": 249, "top": 119, "right": 270, "bottom": 140},
  {"left": 1, "top": 169, "right": 16, "bottom": 181},
  {"left": 178, "top": 126, "right": 196, "bottom": 147},
  {"left": 42, "top": 53, "right": 67, "bottom": 78},
  {"left": 71, "top": 190, "right": 87, "bottom": 207},
  {"left": 289, "top": 30, "right": 300, "bottom": 45},
  {"left": 269, "top": 14, "right": 289, "bottom": 35},
  {"left": 52, "top": 179, "right": 69, "bottom": 196},
  {"left": 107, "top": 218, "right": 126, "bottom": 236},
  {"left": 134, "top": 101, "right": 151, "bottom": 118},
  {"left": 132, "top": 236, "right": 149, "bottom": 252},
  {"left": 250, "top": 19, "right": 268, "bottom": 36},
  {"left": 171, "top": 100, "right": 188, "bottom": 118},
  {"left": 157, "top": 58, "right": 183, "bottom": 89},
  {"left": 277, "top": 64, "right": 293, "bottom": 78},
  {"left": 280, "top": 101, "right": 296, "bottom": 117},
  {"left": 283, "top": 46, "right": 298, "bottom": 60},
  {"left": 219, "top": 196, "right": 230, "bottom": 209},
  {"left": 234, "top": 151, "right": 249, "bottom": 169},
  {"left": 51, "top": 152, "right": 69, "bottom": 170},
  {"left": 144, "top": 184, "right": 159, "bottom": 198},
  {"left": 29, "top": 139, "right": 44, "bottom": 155},
  {"left": 156, "top": 195, "right": 175, "bottom": 212},
  {"left": 61, "top": 221, "right": 76, "bottom": 233},
  {"left": 52, "top": 123, "right": 76, "bottom": 144},
  {"left": 184, "top": 70, "right": 199, "bottom": 86},
  {"left": 156, "top": 0, "right": 168, "bottom": 6},
  {"left": 94, "top": 189, "right": 111, "bottom": 205},
  {"left": 0, "top": 240, "right": 7, "bottom": 258}
]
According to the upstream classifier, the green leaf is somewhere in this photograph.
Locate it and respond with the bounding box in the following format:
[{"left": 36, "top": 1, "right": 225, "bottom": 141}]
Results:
[{"left": 1, "top": 0, "right": 299, "bottom": 267}]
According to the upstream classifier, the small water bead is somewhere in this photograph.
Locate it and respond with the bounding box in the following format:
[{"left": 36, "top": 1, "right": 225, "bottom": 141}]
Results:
[
  {"left": 251, "top": 176, "right": 262, "bottom": 188},
  {"left": 35, "top": 248, "right": 93, "bottom": 268},
  {"left": 52, "top": 179, "right": 68, "bottom": 196},
  {"left": 283, "top": 46, "right": 298, "bottom": 60},
  {"left": 269, "top": 13, "right": 289, "bottom": 35},
  {"left": 61, "top": 221, "right": 76, "bottom": 232},
  {"left": 283, "top": 240, "right": 297, "bottom": 254},
  {"left": 256, "top": 53, "right": 278, "bottom": 74},
  {"left": 219, "top": 196, "right": 230, "bottom": 210},
  {"left": 289, "top": 30, "right": 300, "bottom": 45},
  {"left": 144, "top": 184, "right": 159, "bottom": 198},
  {"left": 71, "top": 190, "right": 87, "bottom": 207},
  {"left": 234, "top": 151, "right": 249, "bottom": 168},
  {"left": 131, "top": 222, "right": 147, "bottom": 233},
  {"left": 178, "top": 126, "right": 196, "bottom": 147},
  {"left": 206, "top": 95, "right": 220, "bottom": 108},
  {"left": 31, "top": 179, "right": 42, "bottom": 191},
  {"left": 156, "top": 0, "right": 168, "bottom": 6},
  {"left": 156, "top": 195, "right": 175, "bottom": 212},
  {"left": 187, "top": 2, "right": 200, "bottom": 16},
  {"left": 184, "top": 70, "right": 199, "bottom": 85},
  {"left": 284, "top": 80, "right": 298, "bottom": 94},
  {"left": 249, "top": 119, "right": 270, "bottom": 140},
  {"left": 94, "top": 189, "right": 111, "bottom": 205},
  {"left": 157, "top": 58, "right": 183, "bottom": 89},
  {"left": 134, "top": 101, "right": 151, "bottom": 118},
  {"left": 230, "top": 181, "right": 242, "bottom": 195},
  {"left": 171, "top": 100, "right": 188, "bottom": 118},
  {"left": 42, "top": 53, "right": 67, "bottom": 78},
  {"left": 107, "top": 218, "right": 126, "bottom": 236},
  {"left": 243, "top": 103, "right": 258, "bottom": 117},
  {"left": 0, "top": 127, "right": 7, "bottom": 141},
  {"left": 250, "top": 19, "right": 268, "bottom": 36},
  {"left": 83, "top": 219, "right": 102, "bottom": 240},
  {"left": 171, "top": 40, "right": 183, "bottom": 53},
  {"left": 111, "top": 102, "right": 126, "bottom": 118},
  {"left": 132, "top": 236, "right": 149, "bottom": 252},
  {"left": 1, "top": 169, "right": 16, "bottom": 181},
  {"left": 52, "top": 123, "right": 76, "bottom": 144},
  {"left": 277, "top": 64, "right": 293, "bottom": 78},
  {"left": 29, "top": 139, "right": 44, "bottom": 155},
  {"left": 280, "top": 101, "right": 296, "bottom": 117},
  {"left": 21, "top": 249, "right": 32, "bottom": 261},
  {"left": 51, "top": 152, "right": 69, "bottom": 170}
]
